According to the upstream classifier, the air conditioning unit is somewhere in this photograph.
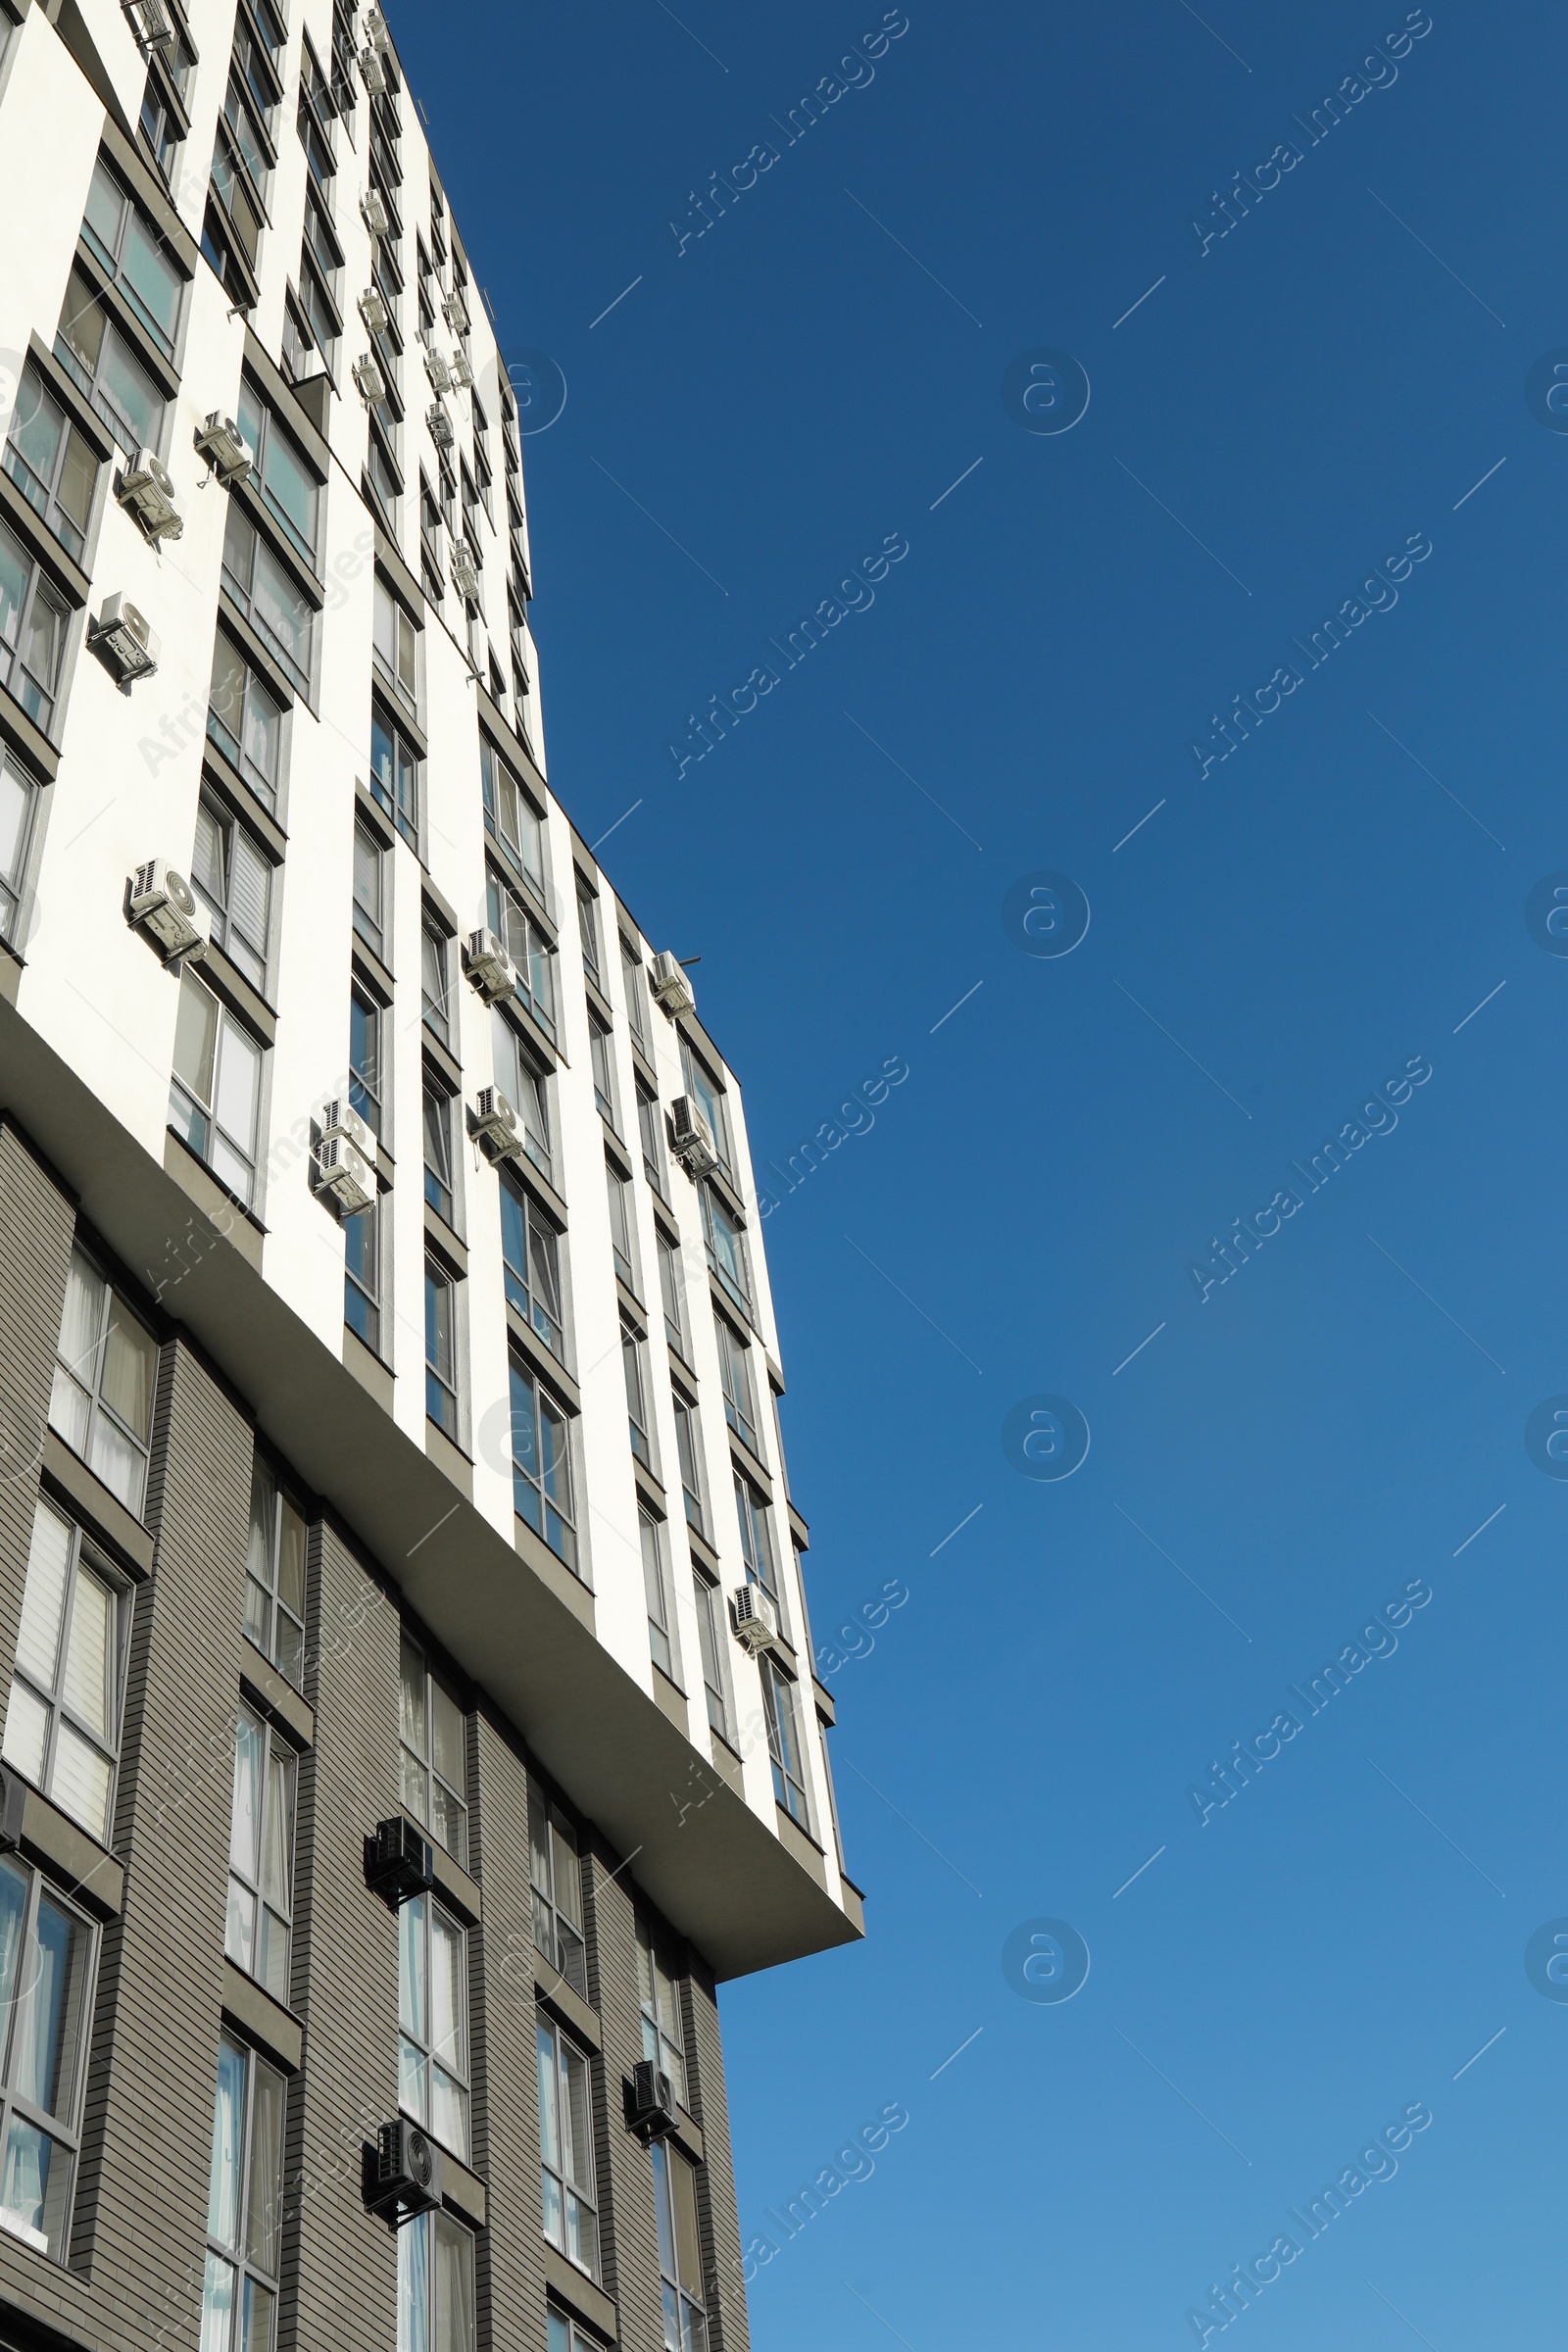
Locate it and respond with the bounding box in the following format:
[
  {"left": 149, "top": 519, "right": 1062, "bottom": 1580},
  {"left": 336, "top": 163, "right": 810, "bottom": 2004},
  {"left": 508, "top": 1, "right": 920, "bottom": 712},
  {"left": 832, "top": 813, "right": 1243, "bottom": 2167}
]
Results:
[
  {"left": 358, "top": 286, "right": 389, "bottom": 336},
  {"left": 117, "top": 449, "right": 182, "bottom": 542},
  {"left": 89, "top": 592, "right": 160, "bottom": 685},
  {"left": 649, "top": 952, "right": 696, "bottom": 1018},
  {"left": 312, "top": 1133, "right": 374, "bottom": 1216},
  {"left": 126, "top": 860, "right": 208, "bottom": 964},
  {"left": 628, "top": 2059, "right": 679, "bottom": 2141},
  {"left": 449, "top": 349, "right": 474, "bottom": 391},
  {"left": 364, "top": 5, "right": 391, "bottom": 54},
  {"left": 353, "top": 354, "right": 387, "bottom": 405},
  {"left": 364, "top": 1816, "right": 434, "bottom": 1906},
  {"left": 442, "top": 292, "right": 468, "bottom": 337},
  {"left": 449, "top": 542, "right": 479, "bottom": 603},
  {"left": 361, "top": 187, "right": 391, "bottom": 239},
  {"left": 426, "top": 402, "right": 455, "bottom": 452},
  {"left": 730, "top": 1583, "right": 777, "bottom": 1656},
  {"left": 423, "top": 346, "right": 452, "bottom": 396},
  {"left": 318, "top": 1097, "right": 373, "bottom": 1157},
  {"left": 359, "top": 43, "right": 387, "bottom": 93},
  {"left": 468, "top": 1087, "right": 522, "bottom": 1160},
  {"left": 365, "top": 2118, "right": 442, "bottom": 2225},
  {"left": 124, "top": 0, "right": 173, "bottom": 50},
  {"left": 462, "top": 927, "right": 516, "bottom": 1004},
  {"left": 668, "top": 1096, "right": 717, "bottom": 1178},
  {"left": 193, "top": 413, "right": 254, "bottom": 486}
]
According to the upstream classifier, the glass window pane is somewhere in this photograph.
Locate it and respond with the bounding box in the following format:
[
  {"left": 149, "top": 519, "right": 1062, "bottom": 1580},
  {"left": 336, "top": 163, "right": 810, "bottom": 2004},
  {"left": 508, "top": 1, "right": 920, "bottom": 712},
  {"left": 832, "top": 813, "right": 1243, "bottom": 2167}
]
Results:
[
  {"left": 433, "top": 2212, "right": 474, "bottom": 2352},
  {"left": 173, "top": 971, "right": 220, "bottom": 1102},
  {"left": 214, "top": 1019, "right": 262, "bottom": 1155},
  {"left": 49, "top": 1722, "right": 111, "bottom": 1841},
  {"left": 246, "top": 2059, "right": 285, "bottom": 2274},
  {"left": 14, "top": 1503, "right": 71, "bottom": 1690},
  {"left": 276, "top": 1498, "right": 306, "bottom": 1620},
  {"left": 430, "top": 1684, "right": 464, "bottom": 1795},
  {"left": 100, "top": 1303, "right": 156, "bottom": 1445},
  {"left": 0, "top": 1682, "right": 48, "bottom": 1788},
  {"left": 535, "top": 2020, "right": 559, "bottom": 2169},
  {"left": 261, "top": 1747, "right": 291, "bottom": 1910},
  {"left": 0, "top": 2115, "right": 64, "bottom": 2254},
  {"left": 230, "top": 1712, "right": 263, "bottom": 1879},
  {"left": 430, "top": 1909, "right": 465, "bottom": 2077},
  {"left": 400, "top": 1636, "right": 427, "bottom": 1757},
  {"left": 201, "top": 2249, "right": 237, "bottom": 2352},
  {"left": 207, "top": 2036, "right": 247, "bottom": 2247},
  {"left": 398, "top": 2207, "right": 430, "bottom": 2352},
  {"left": 56, "top": 1251, "right": 104, "bottom": 1394},
  {"left": 122, "top": 211, "right": 183, "bottom": 348},
  {"left": 400, "top": 1895, "right": 426, "bottom": 2041}
]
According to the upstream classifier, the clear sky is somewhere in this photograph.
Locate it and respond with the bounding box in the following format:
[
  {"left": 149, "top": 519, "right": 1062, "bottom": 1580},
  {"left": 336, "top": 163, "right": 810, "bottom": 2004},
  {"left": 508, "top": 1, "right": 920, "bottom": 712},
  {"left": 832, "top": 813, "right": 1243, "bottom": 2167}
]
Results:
[{"left": 394, "top": 1, "right": 1568, "bottom": 2341}]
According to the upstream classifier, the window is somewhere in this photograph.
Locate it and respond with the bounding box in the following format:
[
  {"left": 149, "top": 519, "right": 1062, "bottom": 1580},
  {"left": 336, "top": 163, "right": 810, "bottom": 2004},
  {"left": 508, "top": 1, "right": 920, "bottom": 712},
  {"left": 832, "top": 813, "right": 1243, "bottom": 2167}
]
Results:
[
  {"left": 79, "top": 157, "right": 183, "bottom": 358},
  {"left": 399, "top": 1633, "right": 467, "bottom": 1868},
  {"left": 50, "top": 1248, "right": 156, "bottom": 1515},
  {"left": 672, "top": 1397, "right": 706, "bottom": 1539},
  {"left": 207, "top": 66, "right": 270, "bottom": 286},
  {"left": 650, "top": 2137, "right": 708, "bottom": 2352},
  {"left": 637, "top": 1085, "right": 666, "bottom": 1198},
  {"left": 492, "top": 1010, "right": 552, "bottom": 1183},
  {"left": 297, "top": 37, "right": 335, "bottom": 195},
  {"left": 222, "top": 504, "right": 315, "bottom": 696},
  {"left": 138, "top": 68, "right": 186, "bottom": 183},
  {"left": 367, "top": 416, "right": 401, "bottom": 535},
  {"left": 548, "top": 2314, "right": 599, "bottom": 2352},
  {"left": 192, "top": 796, "right": 271, "bottom": 992},
  {"left": 1, "top": 1500, "right": 127, "bottom": 1844},
  {"left": 621, "top": 937, "right": 649, "bottom": 1054},
  {"left": 207, "top": 629, "right": 284, "bottom": 809},
  {"left": 606, "top": 1163, "right": 636, "bottom": 1296},
  {"left": 424, "top": 1259, "right": 458, "bottom": 1441},
  {"left": 0, "top": 522, "right": 70, "bottom": 733},
  {"left": 658, "top": 1234, "right": 686, "bottom": 1356},
  {"left": 760, "top": 1658, "right": 809, "bottom": 1829},
  {"left": 399, "top": 1891, "right": 468, "bottom": 2157},
  {"left": 509, "top": 1361, "right": 575, "bottom": 1571},
  {"left": 536, "top": 2011, "right": 598, "bottom": 2278},
  {"left": 640, "top": 1511, "right": 675, "bottom": 1681},
  {"left": 485, "top": 866, "right": 554, "bottom": 1040},
  {"left": 422, "top": 1085, "right": 454, "bottom": 1224},
  {"left": 349, "top": 987, "right": 382, "bottom": 1138},
  {"left": 374, "top": 576, "right": 420, "bottom": 717},
  {"left": 681, "top": 1043, "right": 732, "bottom": 1173},
  {"left": 576, "top": 881, "right": 600, "bottom": 982},
  {"left": 292, "top": 258, "right": 338, "bottom": 385},
  {"left": 694, "top": 1573, "right": 730, "bottom": 1742},
  {"left": 236, "top": 384, "right": 319, "bottom": 567},
  {"left": 201, "top": 2034, "right": 285, "bottom": 2352},
  {"left": 345, "top": 1197, "right": 380, "bottom": 1350},
  {"left": 479, "top": 742, "right": 545, "bottom": 906},
  {"left": 636, "top": 1917, "right": 686, "bottom": 2103},
  {"left": 588, "top": 1019, "right": 615, "bottom": 1130},
  {"left": 715, "top": 1318, "right": 758, "bottom": 1455},
  {"left": 0, "top": 752, "right": 38, "bottom": 947},
  {"left": 420, "top": 922, "right": 451, "bottom": 1045},
  {"left": 399, "top": 2209, "right": 475, "bottom": 2352},
  {"left": 244, "top": 1455, "right": 306, "bottom": 1688},
  {"left": 499, "top": 1178, "right": 564, "bottom": 1360},
  {"left": 371, "top": 704, "right": 420, "bottom": 853},
  {"left": 353, "top": 818, "right": 385, "bottom": 959},
  {"left": 171, "top": 969, "right": 264, "bottom": 1206},
  {"left": 55, "top": 267, "right": 163, "bottom": 453},
  {"left": 735, "top": 1474, "right": 780, "bottom": 1624},
  {"left": 702, "top": 1187, "right": 750, "bottom": 1316},
  {"left": 622, "top": 1324, "right": 653, "bottom": 1469},
  {"left": 225, "top": 1704, "right": 295, "bottom": 2002},
  {"left": 527, "top": 1778, "right": 585, "bottom": 1995},
  {"left": 0, "top": 1856, "right": 94, "bottom": 2258},
  {"left": 3, "top": 366, "right": 98, "bottom": 564}
]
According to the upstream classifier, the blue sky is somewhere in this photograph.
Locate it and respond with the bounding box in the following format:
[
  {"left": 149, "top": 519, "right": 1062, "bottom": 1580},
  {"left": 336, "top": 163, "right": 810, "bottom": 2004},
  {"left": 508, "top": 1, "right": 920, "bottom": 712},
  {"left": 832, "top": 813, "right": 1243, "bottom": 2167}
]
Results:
[{"left": 396, "top": 1, "right": 1568, "bottom": 2341}]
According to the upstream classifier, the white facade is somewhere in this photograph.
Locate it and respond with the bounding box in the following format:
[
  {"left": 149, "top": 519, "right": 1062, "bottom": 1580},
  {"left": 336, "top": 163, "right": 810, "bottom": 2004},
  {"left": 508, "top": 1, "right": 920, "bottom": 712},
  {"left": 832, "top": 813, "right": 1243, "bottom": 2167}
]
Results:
[{"left": 0, "top": 0, "right": 856, "bottom": 1969}]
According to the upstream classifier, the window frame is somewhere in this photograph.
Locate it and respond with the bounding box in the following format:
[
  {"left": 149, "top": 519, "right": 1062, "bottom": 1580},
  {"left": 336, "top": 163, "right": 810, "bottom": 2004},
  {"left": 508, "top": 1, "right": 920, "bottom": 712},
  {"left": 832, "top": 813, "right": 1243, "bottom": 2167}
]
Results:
[
  {"left": 49, "top": 1246, "right": 157, "bottom": 1518},
  {"left": 54, "top": 265, "right": 165, "bottom": 457},
  {"left": 192, "top": 792, "right": 273, "bottom": 994},
  {"left": 0, "top": 749, "right": 40, "bottom": 949},
  {"left": 693, "top": 1570, "right": 731, "bottom": 1743},
  {"left": 606, "top": 1161, "right": 637, "bottom": 1298},
  {"left": 484, "top": 861, "right": 555, "bottom": 1042},
  {"left": 420, "top": 919, "right": 452, "bottom": 1045},
  {"left": 224, "top": 1701, "right": 296, "bottom": 2006},
  {"left": 207, "top": 626, "right": 285, "bottom": 812},
  {"left": 639, "top": 1509, "right": 676, "bottom": 1684},
  {"left": 650, "top": 2134, "right": 709, "bottom": 2352},
  {"left": 672, "top": 1394, "right": 707, "bottom": 1540},
  {"left": 399, "top": 1631, "right": 469, "bottom": 1870},
  {"left": 702, "top": 1184, "right": 752, "bottom": 1317},
  {"left": 588, "top": 1016, "right": 616, "bottom": 1132},
  {"left": 399, "top": 1888, "right": 470, "bottom": 2161},
  {"left": 0, "top": 1854, "right": 98, "bottom": 2262},
  {"left": 344, "top": 1192, "right": 381, "bottom": 1352},
  {"left": 169, "top": 967, "right": 266, "bottom": 1208},
  {"left": 499, "top": 1176, "right": 565, "bottom": 1362},
  {"left": 636, "top": 1083, "right": 666, "bottom": 1199},
  {"left": 0, "top": 517, "right": 72, "bottom": 736},
  {"left": 715, "top": 1316, "right": 759, "bottom": 1455},
  {"left": 79, "top": 155, "right": 185, "bottom": 361},
  {"left": 535, "top": 2008, "right": 599, "bottom": 2280},
  {"left": 243, "top": 1454, "right": 306, "bottom": 1690},
  {"left": 657, "top": 1232, "right": 687, "bottom": 1357},
  {"left": 424, "top": 1256, "right": 460, "bottom": 1442},
  {"left": 398, "top": 2206, "right": 475, "bottom": 2352},
  {"left": 509, "top": 1358, "right": 577, "bottom": 1571},
  {"left": 221, "top": 502, "right": 316, "bottom": 699},
  {"left": 622, "top": 1322, "right": 654, "bottom": 1471},
  {"left": 349, "top": 984, "right": 383, "bottom": 1139},
  {"left": 422, "top": 1081, "right": 455, "bottom": 1226},
  {"left": 236, "top": 381, "right": 321, "bottom": 570},
  {"left": 527, "top": 1776, "right": 586, "bottom": 1997},
  {"left": 201, "top": 2031, "right": 287, "bottom": 2352},
  {"left": 681, "top": 1041, "right": 733, "bottom": 1174},
  {"left": 1, "top": 1497, "right": 130, "bottom": 1847},
  {"left": 760, "top": 1656, "right": 810, "bottom": 1830},
  {"left": 492, "top": 1008, "right": 554, "bottom": 1187},
  {"left": 2, "top": 363, "right": 101, "bottom": 567},
  {"left": 575, "top": 880, "right": 601, "bottom": 983}
]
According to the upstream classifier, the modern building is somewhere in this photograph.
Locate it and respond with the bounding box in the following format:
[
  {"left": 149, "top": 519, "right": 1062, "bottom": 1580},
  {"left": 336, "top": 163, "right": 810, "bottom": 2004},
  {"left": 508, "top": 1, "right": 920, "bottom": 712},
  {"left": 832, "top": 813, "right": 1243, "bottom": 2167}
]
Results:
[{"left": 0, "top": 0, "right": 861, "bottom": 2347}]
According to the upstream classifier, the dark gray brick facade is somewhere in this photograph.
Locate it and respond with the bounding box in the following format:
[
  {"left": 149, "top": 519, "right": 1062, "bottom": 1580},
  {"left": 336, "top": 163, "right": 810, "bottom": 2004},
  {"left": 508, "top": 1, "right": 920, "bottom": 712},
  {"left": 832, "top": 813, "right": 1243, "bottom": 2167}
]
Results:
[{"left": 0, "top": 1125, "right": 758, "bottom": 2352}]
